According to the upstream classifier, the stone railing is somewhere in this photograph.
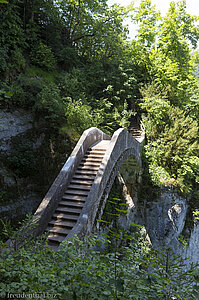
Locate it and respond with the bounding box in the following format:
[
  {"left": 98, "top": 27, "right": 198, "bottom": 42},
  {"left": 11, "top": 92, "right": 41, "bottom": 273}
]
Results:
[
  {"left": 66, "top": 128, "right": 144, "bottom": 241},
  {"left": 33, "top": 127, "right": 110, "bottom": 236}
]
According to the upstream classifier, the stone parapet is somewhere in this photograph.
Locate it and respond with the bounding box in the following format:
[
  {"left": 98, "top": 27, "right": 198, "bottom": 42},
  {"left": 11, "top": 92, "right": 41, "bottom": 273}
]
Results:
[
  {"left": 66, "top": 128, "right": 143, "bottom": 241},
  {"left": 33, "top": 127, "right": 110, "bottom": 236}
]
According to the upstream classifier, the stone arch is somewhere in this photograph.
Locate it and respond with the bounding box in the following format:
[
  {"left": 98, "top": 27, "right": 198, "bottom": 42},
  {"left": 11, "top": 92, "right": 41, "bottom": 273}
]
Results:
[
  {"left": 66, "top": 128, "right": 144, "bottom": 240},
  {"left": 94, "top": 148, "right": 142, "bottom": 227}
]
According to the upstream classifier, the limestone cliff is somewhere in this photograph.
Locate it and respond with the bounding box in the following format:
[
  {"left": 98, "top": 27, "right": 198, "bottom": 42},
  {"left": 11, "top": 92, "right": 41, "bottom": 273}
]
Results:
[{"left": 0, "top": 109, "right": 71, "bottom": 224}]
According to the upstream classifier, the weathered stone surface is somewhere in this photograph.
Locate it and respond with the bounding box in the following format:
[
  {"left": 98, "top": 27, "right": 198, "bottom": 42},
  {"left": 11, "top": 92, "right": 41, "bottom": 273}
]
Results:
[
  {"left": 184, "top": 224, "right": 199, "bottom": 265},
  {"left": 0, "top": 163, "right": 16, "bottom": 188},
  {"left": 0, "top": 186, "right": 41, "bottom": 218},
  {"left": 0, "top": 109, "right": 70, "bottom": 223},
  {"left": 66, "top": 128, "right": 144, "bottom": 240},
  {"left": 0, "top": 109, "right": 34, "bottom": 152},
  {"left": 142, "top": 188, "right": 188, "bottom": 248},
  {"left": 33, "top": 127, "right": 111, "bottom": 236}
]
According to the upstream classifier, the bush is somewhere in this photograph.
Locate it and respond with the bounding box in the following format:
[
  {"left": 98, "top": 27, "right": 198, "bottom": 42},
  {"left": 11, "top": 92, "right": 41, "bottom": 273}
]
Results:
[
  {"left": 34, "top": 83, "right": 64, "bottom": 127},
  {"left": 0, "top": 226, "right": 198, "bottom": 299},
  {"left": 7, "top": 141, "right": 36, "bottom": 177},
  {"left": 0, "top": 48, "right": 8, "bottom": 74},
  {"left": 141, "top": 84, "right": 199, "bottom": 192},
  {"left": 9, "top": 48, "right": 26, "bottom": 72},
  {"left": 63, "top": 98, "right": 99, "bottom": 139},
  {"left": 30, "top": 43, "right": 56, "bottom": 71}
]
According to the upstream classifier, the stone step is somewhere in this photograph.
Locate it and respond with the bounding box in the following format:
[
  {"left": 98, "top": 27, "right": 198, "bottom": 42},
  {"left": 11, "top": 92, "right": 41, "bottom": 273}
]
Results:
[
  {"left": 130, "top": 132, "right": 141, "bottom": 135},
  {"left": 72, "top": 174, "right": 95, "bottom": 180},
  {"left": 47, "top": 227, "right": 70, "bottom": 236},
  {"left": 65, "top": 189, "right": 89, "bottom": 196},
  {"left": 49, "top": 219, "right": 76, "bottom": 228},
  {"left": 81, "top": 158, "right": 103, "bottom": 163},
  {"left": 131, "top": 133, "right": 141, "bottom": 137},
  {"left": 75, "top": 169, "right": 97, "bottom": 176},
  {"left": 89, "top": 148, "right": 106, "bottom": 152},
  {"left": 62, "top": 194, "right": 87, "bottom": 201},
  {"left": 77, "top": 165, "right": 99, "bottom": 171},
  {"left": 130, "top": 130, "right": 141, "bottom": 134},
  {"left": 59, "top": 200, "right": 84, "bottom": 208},
  {"left": 67, "top": 184, "right": 90, "bottom": 191},
  {"left": 80, "top": 161, "right": 101, "bottom": 167},
  {"left": 87, "top": 150, "right": 106, "bottom": 155},
  {"left": 56, "top": 207, "right": 82, "bottom": 214},
  {"left": 53, "top": 213, "right": 79, "bottom": 221},
  {"left": 70, "top": 179, "right": 92, "bottom": 186},
  {"left": 48, "top": 235, "right": 66, "bottom": 243},
  {"left": 84, "top": 153, "right": 104, "bottom": 159}
]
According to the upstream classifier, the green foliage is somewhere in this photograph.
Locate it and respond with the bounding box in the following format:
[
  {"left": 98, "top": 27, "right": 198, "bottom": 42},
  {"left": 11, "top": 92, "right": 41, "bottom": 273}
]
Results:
[
  {"left": 193, "top": 209, "right": 199, "bottom": 222},
  {"left": 0, "top": 47, "right": 9, "bottom": 73},
  {"left": 159, "top": 1, "right": 199, "bottom": 60},
  {"left": 0, "top": 217, "right": 198, "bottom": 299},
  {"left": 0, "top": 89, "right": 13, "bottom": 107},
  {"left": 132, "top": 0, "right": 160, "bottom": 47},
  {"left": 9, "top": 75, "right": 43, "bottom": 107},
  {"left": 177, "top": 234, "right": 188, "bottom": 248},
  {"left": 0, "top": 0, "right": 26, "bottom": 79},
  {"left": 0, "top": 0, "right": 199, "bottom": 227},
  {"left": 0, "top": 214, "right": 38, "bottom": 249},
  {"left": 60, "top": 68, "right": 88, "bottom": 101},
  {"left": 30, "top": 43, "right": 56, "bottom": 71},
  {"left": 7, "top": 141, "right": 37, "bottom": 177},
  {"left": 34, "top": 83, "right": 65, "bottom": 127},
  {"left": 140, "top": 83, "right": 199, "bottom": 192},
  {"left": 0, "top": 218, "right": 12, "bottom": 241},
  {"left": 10, "top": 48, "right": 26, "bottom": 72},
  {"left": 25, "top": 66, "right": 58, "bottom": 84},
  {"left": 184, "top": 81, "right": 199, "bottom": 120},
  {"left": 63, "top": 98, "right": 101, "bottom": 139}
]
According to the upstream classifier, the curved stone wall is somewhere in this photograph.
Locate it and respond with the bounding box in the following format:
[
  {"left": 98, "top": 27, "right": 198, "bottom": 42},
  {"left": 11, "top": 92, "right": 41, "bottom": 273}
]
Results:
[
  {"left": 66, "top": 128, "right": 144, "bottom": 240},
  {"left": 33, "top": 127, "right": 110, "bottom": 235}
]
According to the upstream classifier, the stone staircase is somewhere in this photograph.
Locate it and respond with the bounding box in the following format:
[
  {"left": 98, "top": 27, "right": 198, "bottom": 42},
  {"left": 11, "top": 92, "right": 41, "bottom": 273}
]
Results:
[
  {"left": 46, "top": 140, "right": 110, "bottom": 249},
  {"left": 129, "top": 119, "right": 142, "bottom": 140}
]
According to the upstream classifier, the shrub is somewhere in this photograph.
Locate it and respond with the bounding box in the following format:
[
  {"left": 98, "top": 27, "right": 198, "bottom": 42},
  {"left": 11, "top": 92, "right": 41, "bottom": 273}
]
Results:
[
  {"left": 9, "top": 48, "right": 26, "bottom": 72},
  {"left": 141, "top": 86, "right": 199, "bottom": 192},
  {"left": 8, "top": 75, "right": 43, "bottom": 107},
  {"left": 7, "top": 141, "right": 36, "bottom": 177},
  {"left": 30, "top": 43, "right": 56, "bottom": 71},
  {"left": 0, "top": 226, "right": 198, "bottom": 299},
  {"left": 63, "top": 98, "right": 99, "bottom": 139},
  {"left": 34, "top": 83, "right": 64, "bottom": 127}
]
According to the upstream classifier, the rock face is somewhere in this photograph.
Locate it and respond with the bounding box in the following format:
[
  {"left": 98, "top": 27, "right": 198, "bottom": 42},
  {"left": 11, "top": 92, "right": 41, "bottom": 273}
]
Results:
[
  {"left": 143, "top": 188, "right": 188, "bottom": 249},
  {"left": 141, "top": 189, "right": 199, "bottom": 265},
  {"left": 182, "top": 222, "right": 199, "bottom": 266},
  {"left": 0, "top": 109, "right": 34, "bottom": 152},
  {"left": 115, "top": 177, "right": 198, "bottom": 265},
  {"left": 0, "top": 109, "right": 71, "bottom": 224}
]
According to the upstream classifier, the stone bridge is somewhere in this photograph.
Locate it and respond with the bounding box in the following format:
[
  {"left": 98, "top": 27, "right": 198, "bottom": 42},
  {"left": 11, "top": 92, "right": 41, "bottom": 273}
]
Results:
[{"left": 33, "top": 126, "right": 145, "bottom": 249}]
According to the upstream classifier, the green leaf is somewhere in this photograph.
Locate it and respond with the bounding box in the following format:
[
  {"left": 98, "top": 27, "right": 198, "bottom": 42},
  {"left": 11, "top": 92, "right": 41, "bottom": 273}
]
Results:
[
  {"left": 130, "top": 222, "right": 143, "bottom": 228},
  {"left": 96, "top": 219, "right": 110, "bottom": 224}
]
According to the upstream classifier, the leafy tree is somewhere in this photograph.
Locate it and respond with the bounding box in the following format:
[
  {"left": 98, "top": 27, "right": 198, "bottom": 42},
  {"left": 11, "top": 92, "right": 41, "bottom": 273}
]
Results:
[
  {"left": 0, "top": 0, "right": 26, "bottom": 79},
  {"left": 30, "top": 42, "right": 56, "bottom": 71},
  {"left": 140, "top": 83, "right": 199, "bottom": 192},
  {"left": 131, "top": 0, "right": 160, "bottom": 48},
  {"left": 157, "top": 0, "right": 199, "bottom": 104}
]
